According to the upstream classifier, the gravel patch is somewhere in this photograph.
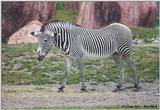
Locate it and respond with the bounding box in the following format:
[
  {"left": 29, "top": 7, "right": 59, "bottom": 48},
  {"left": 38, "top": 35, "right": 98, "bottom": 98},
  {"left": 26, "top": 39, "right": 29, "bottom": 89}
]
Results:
[{"left": 2, "top": 80, "right": 159, "bottom": 109}]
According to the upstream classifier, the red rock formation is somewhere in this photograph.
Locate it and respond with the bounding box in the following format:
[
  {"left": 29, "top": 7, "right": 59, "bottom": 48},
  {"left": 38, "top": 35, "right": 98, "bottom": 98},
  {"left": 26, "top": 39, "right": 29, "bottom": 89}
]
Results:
[
  {"left": 77, "top": 1, "right": 158, "bottom": 28},
  {"left": 77, "top": 2, "right": 107, "bottom": 29},
  {"left": 22, "top": 2, "right": 56, "bottom": 25},
  {"left": 2, "top": 1, "right": 56, "bottom": 43},
  {"left": 8, "top": 20, "right": 42, "bottom": 44},
  {"left": 138, "top": 2, "right": 158, "bottom": 27},
  {"left": 119, "top": 2, "right": 158, "bottom": 27}
]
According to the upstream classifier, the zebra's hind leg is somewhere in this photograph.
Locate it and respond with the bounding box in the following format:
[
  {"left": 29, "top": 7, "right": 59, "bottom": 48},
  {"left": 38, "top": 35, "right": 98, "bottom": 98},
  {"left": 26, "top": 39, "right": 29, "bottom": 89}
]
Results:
[
  {"left": 126, "top": 56, "right": 140, "bottom": 91},
  {"left": 58, "top": 57, "right": 72, "bottom": 92},
  {"left": 112, "top": 52, "right": 125, "bottom": 92},
  {"left": 77, "top": 57, "right": 86, "bottom": 92}
]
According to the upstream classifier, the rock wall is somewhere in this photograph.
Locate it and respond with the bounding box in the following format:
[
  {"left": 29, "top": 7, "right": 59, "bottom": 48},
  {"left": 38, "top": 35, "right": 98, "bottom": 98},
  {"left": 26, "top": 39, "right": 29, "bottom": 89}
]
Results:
[
  {"left": 119, "top": 2, "right": 158, "bottom": 27},
  {"left": 77, "top": 1, "right": 158, "bottom": 28},
  {"left": 2, "top": 1, "right": 56, "bottom": 43},
  {"left": 77, "top": 2, "right": 107, "bottom": 28}
]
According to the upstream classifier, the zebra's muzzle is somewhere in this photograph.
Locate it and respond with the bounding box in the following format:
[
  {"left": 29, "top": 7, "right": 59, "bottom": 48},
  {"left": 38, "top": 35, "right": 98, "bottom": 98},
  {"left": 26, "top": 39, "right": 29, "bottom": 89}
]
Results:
[
  {"left": 37, "top": 50, "right": 45, "bottom": 61},
  {"left": 37, "top": 55, "right": 44, "bottom": 61}
]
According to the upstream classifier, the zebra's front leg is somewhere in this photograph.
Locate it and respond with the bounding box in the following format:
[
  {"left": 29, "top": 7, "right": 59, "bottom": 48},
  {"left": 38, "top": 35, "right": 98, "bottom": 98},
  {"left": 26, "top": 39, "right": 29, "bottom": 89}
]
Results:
[
  {"left": 58, "top": 57, "right": 72, "bottom": 92},
  {"left": 77, "top": 57, "right": 86, "bottom": 92},
  {"left": 112, "top": 53, "right": 125, "bottom": 92}
]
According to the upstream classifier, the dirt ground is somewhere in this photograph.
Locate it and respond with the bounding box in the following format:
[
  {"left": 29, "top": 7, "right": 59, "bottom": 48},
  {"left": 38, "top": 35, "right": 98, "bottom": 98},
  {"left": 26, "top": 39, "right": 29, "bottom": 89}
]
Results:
[{"left": 1, "top": 80, "right": 159, "bottom": 109}]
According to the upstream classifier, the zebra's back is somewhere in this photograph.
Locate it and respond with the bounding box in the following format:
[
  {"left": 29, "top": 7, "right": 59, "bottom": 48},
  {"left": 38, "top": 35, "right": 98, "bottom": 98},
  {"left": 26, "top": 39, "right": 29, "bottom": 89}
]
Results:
[{"left": 74, "top": 23, "right": 133, "bottom": 59}]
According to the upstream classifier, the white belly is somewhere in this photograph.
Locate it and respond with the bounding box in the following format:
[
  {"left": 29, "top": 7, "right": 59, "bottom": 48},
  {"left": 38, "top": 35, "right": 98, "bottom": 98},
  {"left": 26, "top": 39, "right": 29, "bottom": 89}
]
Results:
[{"left": 82, "top": 49, "right": 111, "bottom": 60}]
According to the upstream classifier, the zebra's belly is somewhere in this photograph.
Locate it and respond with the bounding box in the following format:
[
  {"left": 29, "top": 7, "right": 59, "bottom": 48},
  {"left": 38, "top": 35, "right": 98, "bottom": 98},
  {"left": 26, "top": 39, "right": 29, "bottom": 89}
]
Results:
[
  {"left": 81, "top": 44, "right": 117, "bottom": 59},
  {"left": 80, "top": 36, "right": 118, "bottom": 59},
  {"left": 82, "top": 49, "right": 113, "bottom": 59}
]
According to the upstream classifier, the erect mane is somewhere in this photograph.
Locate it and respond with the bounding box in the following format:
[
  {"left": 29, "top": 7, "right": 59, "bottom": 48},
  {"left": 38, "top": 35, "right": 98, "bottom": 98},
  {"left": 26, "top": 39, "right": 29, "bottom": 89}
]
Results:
[{"left": 40, "top": 20, "right": 81, "bottom": 32}]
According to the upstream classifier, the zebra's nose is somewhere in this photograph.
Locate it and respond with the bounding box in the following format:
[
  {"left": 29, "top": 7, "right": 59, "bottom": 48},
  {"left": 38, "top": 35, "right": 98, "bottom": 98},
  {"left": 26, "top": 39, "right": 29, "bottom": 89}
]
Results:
[
  {"left": 37, "top": 54, "right": 45, "bottom": 61},
  {"left": 37, "top": 50, "right": 45, "bottom": 61},
  {"left": 37, "top": 56, "right": 43, "bottom": 61},
  {"left": 41, "top": 54, "right": 45, "bottom": 58}
]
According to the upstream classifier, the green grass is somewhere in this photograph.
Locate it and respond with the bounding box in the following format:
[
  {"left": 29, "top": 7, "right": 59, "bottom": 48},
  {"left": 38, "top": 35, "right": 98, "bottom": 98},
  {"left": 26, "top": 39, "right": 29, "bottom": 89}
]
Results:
[
  {"left": 1, "top": 41, "right": 159, "bottom": 85},
  {"left": 131, "top": 27, "right": 159, "bottom": 43},
  {"left": 53, "top": 1, "right": 79, "bottom": 23}
]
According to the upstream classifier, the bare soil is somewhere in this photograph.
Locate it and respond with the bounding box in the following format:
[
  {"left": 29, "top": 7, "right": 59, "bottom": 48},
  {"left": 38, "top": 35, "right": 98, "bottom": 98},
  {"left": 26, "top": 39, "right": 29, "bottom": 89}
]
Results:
[{"left": 1, "top": 80, "right": 159, "bottom": 109}]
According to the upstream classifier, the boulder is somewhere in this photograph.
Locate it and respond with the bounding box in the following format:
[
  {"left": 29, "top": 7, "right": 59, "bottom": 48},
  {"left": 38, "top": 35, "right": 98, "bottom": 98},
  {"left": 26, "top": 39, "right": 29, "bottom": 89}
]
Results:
[
  {"left": 77, "top": 2, "right": 158, "bottom": 28},
  {"left": 2, "top": 2, "right": 56, "bottom": 43},
  {"left": 8, "top": 20, "right": 42, "bottom": 44}
]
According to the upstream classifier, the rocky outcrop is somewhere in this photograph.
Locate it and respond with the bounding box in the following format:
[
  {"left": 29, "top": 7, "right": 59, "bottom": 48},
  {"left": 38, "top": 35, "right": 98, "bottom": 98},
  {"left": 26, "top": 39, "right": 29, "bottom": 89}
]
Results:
[
  {"left": 77, "top": 2, "right": 158, "bottom": 28},
  {"left": 8, "top": 20, "right": 42, "bottom": 44},
  {"left": 77, "top": 2, "right": 106, "bottom": 28},
  {"left": 2, "top": 2, "right": 56, "bottom": 43},
  {"left": 119, "top": 2, "right": 158, "bottom": 27}
]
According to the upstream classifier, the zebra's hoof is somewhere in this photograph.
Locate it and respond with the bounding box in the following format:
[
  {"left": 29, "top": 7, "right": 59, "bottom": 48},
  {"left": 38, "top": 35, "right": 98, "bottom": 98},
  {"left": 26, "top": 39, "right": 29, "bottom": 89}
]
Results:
[
  {"left": 58, "top": 87, "right": 64, "bottom": 92},
  {"left": 112, "top": 86, "right": 123, "bottom": 92},
  {"left": 80, "top": 88, "right": 86, "bottom": 92},
  {"left": 133, "top": 84, "right": 141, "bottom": 92}
]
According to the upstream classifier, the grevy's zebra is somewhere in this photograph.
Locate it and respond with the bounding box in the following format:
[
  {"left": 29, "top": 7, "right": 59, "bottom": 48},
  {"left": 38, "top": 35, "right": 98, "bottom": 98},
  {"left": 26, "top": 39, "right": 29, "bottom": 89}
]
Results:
[{"left": 31, "top": 20, "right": 139, "bottom": 92}]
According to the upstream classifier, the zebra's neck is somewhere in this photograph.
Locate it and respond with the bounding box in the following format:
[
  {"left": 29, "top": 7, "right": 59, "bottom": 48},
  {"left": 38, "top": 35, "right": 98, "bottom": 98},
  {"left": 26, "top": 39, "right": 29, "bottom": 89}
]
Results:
[{"left": 54, "top": 31, "right": 70, "bottom": 55}]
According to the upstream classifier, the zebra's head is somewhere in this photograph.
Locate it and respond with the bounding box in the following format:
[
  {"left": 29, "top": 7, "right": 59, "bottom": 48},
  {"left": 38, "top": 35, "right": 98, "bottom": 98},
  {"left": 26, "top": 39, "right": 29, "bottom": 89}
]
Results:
[{"left": 31, "top": 30, "right": 58, "bottom": 61}]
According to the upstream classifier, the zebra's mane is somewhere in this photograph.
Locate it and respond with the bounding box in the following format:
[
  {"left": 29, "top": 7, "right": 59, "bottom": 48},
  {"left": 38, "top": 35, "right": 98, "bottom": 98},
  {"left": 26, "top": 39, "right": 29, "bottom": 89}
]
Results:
[{"left": 40, "top": 20, "right": 81, "bottom": 32}]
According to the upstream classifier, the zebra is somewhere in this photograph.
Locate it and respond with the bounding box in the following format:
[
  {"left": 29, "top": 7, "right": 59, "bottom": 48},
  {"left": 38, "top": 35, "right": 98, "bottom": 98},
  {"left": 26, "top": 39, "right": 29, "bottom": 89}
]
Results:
[{"left": 31, "top": 20, "right": 139, "bottom": 92}]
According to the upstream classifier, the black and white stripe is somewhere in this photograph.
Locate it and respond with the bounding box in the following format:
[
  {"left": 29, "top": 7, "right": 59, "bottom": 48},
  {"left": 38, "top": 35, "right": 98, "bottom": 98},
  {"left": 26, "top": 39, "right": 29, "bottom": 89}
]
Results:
[
  {"left": 37, "top": 20, "right": 139, "bottom": 91},
  {"left": 41, "top": 21, "right": 132, "bottom": 58}
]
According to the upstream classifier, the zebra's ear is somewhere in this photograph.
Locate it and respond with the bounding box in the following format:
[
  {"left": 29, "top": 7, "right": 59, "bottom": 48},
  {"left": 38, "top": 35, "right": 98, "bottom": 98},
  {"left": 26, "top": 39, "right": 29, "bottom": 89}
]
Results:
[{"left": 30, "top": 31, "right": 42, "bottom": 37}]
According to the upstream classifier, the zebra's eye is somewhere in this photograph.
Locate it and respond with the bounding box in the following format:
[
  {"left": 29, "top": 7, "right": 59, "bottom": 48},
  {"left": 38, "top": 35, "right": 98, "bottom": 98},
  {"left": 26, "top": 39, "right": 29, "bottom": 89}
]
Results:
[{"left": 44, "top": 39, "right": 47, "bottom": 42}]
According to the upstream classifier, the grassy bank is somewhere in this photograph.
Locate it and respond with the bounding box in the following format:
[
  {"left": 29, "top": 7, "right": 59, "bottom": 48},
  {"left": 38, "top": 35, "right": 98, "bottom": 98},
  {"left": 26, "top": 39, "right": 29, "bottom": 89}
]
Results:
[{"left": 1, "top": 42, "right": 159, "bottom": 85}]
